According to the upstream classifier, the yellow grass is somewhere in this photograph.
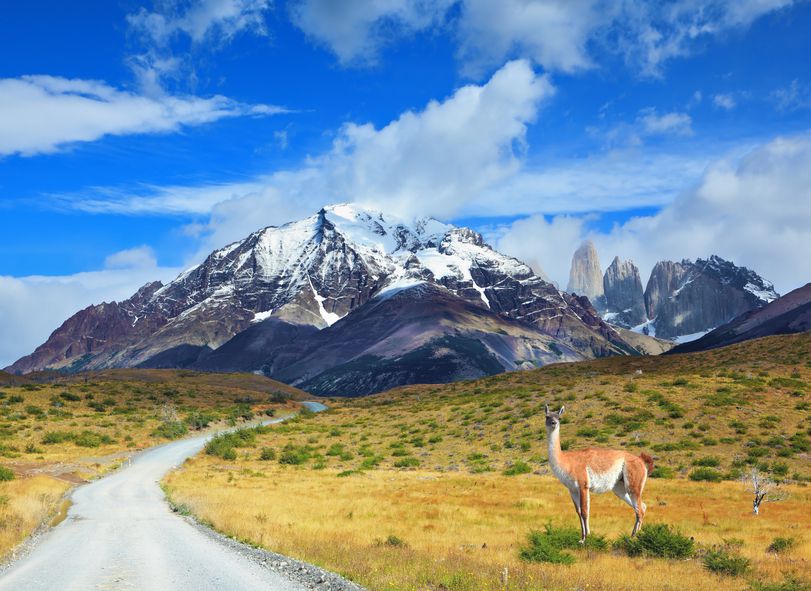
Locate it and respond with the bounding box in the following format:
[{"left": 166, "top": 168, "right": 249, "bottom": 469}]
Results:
[
  {"left": 0, "top": 369, "right": 306, "bottom": 559},
  {"left": 0, "top": 476, "right": 70, "bottom": 559},
  {"left": 163, "top": 333, "right": 811, "bottom": 590},
  {"left": 164, "top": 460, "right": 810, "bottom": 590}
]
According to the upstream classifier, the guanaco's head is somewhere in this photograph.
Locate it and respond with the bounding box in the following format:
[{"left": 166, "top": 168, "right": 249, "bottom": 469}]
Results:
[{"left": 544, "top": 404, "right": 565, "bottom": 432}]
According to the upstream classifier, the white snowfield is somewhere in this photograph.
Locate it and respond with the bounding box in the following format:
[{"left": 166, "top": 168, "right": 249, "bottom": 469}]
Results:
[{"left": 0, "top": 421, "right": 314, "bottom": 591}]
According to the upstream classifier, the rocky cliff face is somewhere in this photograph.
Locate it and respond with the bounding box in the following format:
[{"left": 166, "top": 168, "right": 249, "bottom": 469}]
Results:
[
  {"left": 643, "top": 256, "right": 778, "bottom": 339},
  {"left": 602, "top": 257, "right": 647, "bottom": 327},
  {"left": 7, "top": 204, "right": 638, "bottom": 376},
  {"left": 566, "top": 240, "right": 604, "bottom": 304}
]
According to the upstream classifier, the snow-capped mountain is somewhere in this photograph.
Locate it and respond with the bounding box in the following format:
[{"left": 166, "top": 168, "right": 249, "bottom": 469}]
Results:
[{"left": 8, "top": 204, "right": 639, "bottom": 379}]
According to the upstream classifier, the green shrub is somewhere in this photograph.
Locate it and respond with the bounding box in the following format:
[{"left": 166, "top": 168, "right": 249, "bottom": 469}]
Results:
[
  {"left": 259, "top": 447, "right": 276, "bottom": 461},
  {"left": 0, "top": 466, "right": 14, "bottom": 481},
  {"left": 689, "top": 467, "right": 723, "bottom": 482},
  {"left": 59, "top": 391, "right": 81, "bottom": 402},
  {"left": 767, "top": 536, "right": 795, "bottom": 554},
  {"left": 693, "top": 456, "right": 721, "bottom": 467},
  {"left": 278, "top": 443, "right": 312, "bottom": 465},
  {"left": 152, "top": 421, "right": 188, "bottom": 440},
  {"left": 384, "top": 535, "right": 406, "bottom": 548},
  {"left": 186, "top": 411, "right": 216, "bottom": 430},
  {"left": 393, "top": 456, "right": 420, "bottom": 468},
  {"left": 74, "top": 431, "right": 108, "bottom": 448},
  {"left": 519, "top": 523, "right": 607, "bottom": 564},
  {"left": 615, "top": 523, "right": 695, "bottom": 559},
  {"left": 702, "top": 547, "right": 750, "bottom": 576},
  {"left": 503, "top": 460, "right": 532, "bottom": 476},
  {"left": 650, "top": 465, "right": 675, "bottom": 479},
  {"left": 42, "top": 431, "right": 75, "bottom": 444}
]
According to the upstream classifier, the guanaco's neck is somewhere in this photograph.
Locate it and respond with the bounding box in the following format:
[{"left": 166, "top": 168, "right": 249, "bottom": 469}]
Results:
[{"left": 547, "top": 427, "right": 563, "bottom": 467}]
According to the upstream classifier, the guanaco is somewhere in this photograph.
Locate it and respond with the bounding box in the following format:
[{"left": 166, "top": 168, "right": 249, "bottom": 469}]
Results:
[{"left": 544, "top": 404, "right": 654, "bottom": 543}]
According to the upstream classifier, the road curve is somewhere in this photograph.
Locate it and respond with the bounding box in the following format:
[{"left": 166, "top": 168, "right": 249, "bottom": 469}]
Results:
[{"left": 0, "top": 414, "right": 318, "bottom": 591}]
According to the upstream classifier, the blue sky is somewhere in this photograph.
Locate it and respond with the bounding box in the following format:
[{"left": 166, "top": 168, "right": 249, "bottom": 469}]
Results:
[{"left": 1, "top": 0, "right": 811, "bottom": 366}]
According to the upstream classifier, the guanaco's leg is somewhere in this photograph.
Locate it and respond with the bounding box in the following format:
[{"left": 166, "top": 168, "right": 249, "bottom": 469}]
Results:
[
  {"left": 578, "top": 485, "right": 590, "bottom": 542},
  {"left": 569, "top": 489, "right": 586, "bottom": 541}
]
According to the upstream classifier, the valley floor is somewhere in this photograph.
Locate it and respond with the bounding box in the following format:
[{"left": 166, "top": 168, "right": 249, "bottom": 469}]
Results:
[{"left": 163, "top": 463, "right": 810, "bottom": 591}]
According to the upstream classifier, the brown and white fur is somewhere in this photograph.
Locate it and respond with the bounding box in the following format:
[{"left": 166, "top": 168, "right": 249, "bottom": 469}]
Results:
[{"left": 544, "top": 405, "right": 654, "bottom": 543}]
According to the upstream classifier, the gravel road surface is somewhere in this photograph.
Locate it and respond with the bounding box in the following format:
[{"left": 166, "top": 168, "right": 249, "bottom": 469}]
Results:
[{"left": 0, "top": 409, "right": 363, "bottom": 591}]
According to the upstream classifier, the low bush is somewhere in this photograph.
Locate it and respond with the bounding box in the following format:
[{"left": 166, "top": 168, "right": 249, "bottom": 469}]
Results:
[
  {"left": 751, "top": 576, "right": 811, "bottom": 591},
  {"left": 689, "top": 467, "right": 723, "bottom": 482},
  {"left": 278, "top": 443, "right": 312, "bottom": 465},
  {"left": 519, "top": 523, "right": 607, "bottom": 565},
  {"left": 152, "top": 421, "right": 188, "bottom": 440},
  {"left": 767, "top": 536, "right": 795, "bottom": 554},
  {"left": 393, "top": 456, "right": 420, "bottom": 468},
  {"left": 503, "top": 460, "right": 532, "bottom": 476},
  {"left": 259, "top": 447, "right": 276, "bottom": 461},
  {"left": 650, "top": 465, "right": 675, "bottom": 479},
  {"left": 42, "top": 431, "right": 75, "bottom": 444},
  {"left": 693, "top": 456, "right": 721, "bottom": 467},
  {"left": 0, "top": 466, "right": 14, "bottom": 481},
  {"left": 702, "top": 547, "right": 750, "bottom": 576},
  {"left": 615, "top": 523, "right": 695, "bottom": 559}
]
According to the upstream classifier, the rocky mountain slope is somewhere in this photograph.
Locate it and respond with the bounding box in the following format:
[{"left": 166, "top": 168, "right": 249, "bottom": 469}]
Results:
[
  {"left": 200, "top": 282, "right": 588, "bottom": 396},
  {"left": 602, "top": 256, "right": 647, "bottom": 327},
  {"left": 566, "top": 240, "right": 604, "bottom": 303},
  {"left": 8, "top": 205, "right": 638, "bottom": 381},
  {"left": 670, "top": 282, "right": 811, "bottom": 354},
  {"left": 564, "top": 241, "right": 778, "bottom": 340},
  {"left": 643, "top": 256, "right": 778, "bottom": 339}
]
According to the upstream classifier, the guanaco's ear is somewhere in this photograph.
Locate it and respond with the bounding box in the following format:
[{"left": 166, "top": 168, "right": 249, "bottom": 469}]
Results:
[
  {"left": 558, "top": 405, "right": 565, "bottom": 416},
  {"left": 544, "top": 403, "right": 549, "bottom": 416}
]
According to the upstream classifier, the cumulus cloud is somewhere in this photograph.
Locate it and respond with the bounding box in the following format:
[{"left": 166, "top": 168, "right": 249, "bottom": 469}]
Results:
[
  {"left": 0, "top": 76, "right": 285, "bottom": 157},
  {"left": 55, "top": 60, "right": 554, "bottom": 250},
  {"left": 288, "top": 0, "right": 796, "bottom": 76},
  {"left": 0, "top": 258, "right": 181, "bottom": 369},
  {"left": 496, "top": 133, "right": 811, "bottom": 295},
  {"left": 290, "top": 0, "right": 454, "bottom": 65},
  {"left": 104, "top": 246, "right": 159, "bottom": 270}
]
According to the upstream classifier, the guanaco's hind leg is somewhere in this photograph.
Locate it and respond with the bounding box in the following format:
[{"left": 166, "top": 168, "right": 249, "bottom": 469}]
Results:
[{"left": 622, "top": 460, "right": 648, "bottom": 536}]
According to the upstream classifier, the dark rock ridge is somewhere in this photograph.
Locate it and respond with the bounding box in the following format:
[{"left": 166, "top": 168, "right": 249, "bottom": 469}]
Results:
[
  {"left": 643, "top": 255, "right": 778, "bottom": 339},
  {"left": 567, "top": 240, "right": 604, "bottom": 304},
  {"left": 670, "top": 282, "right": 811, "bottom": 354},
  {"left": 602, "top": 257, "right": 646, "bottom": 327},
  {"left": 8, "top": 204, "right": 639, "bottom": 379},
  {"left": 199, "top": 282, "right": 589, "bottom": 396}
]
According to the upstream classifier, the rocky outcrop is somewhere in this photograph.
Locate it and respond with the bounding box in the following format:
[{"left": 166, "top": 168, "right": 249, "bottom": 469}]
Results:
[
  {"left": 644, "top": 256, "right": 778, "bottom": 339},
  {"left": 602, "top": 257, "right": 647, "bottom": 327},
  {"left": 567, "top": 240, "right": 604, "bottom": 305},
  {"left": 8, "top": 205, "right": 640, "bottom": 377},
  {"left": 670, "top": 282, "right": 811, "bottom": 354}
]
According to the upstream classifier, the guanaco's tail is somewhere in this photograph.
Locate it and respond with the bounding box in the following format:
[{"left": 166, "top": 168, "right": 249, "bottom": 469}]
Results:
[{"left": 639, "top": 452, "right": 654, "bottom": 474}]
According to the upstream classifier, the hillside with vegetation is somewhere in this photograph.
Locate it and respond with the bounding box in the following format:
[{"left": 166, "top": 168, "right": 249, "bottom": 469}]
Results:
[
  {"left": 0, "top": 369, "right": 305, "bottom": 558},
  {"left": 163, "top": 332, "right": 811, "bottom": 591}
]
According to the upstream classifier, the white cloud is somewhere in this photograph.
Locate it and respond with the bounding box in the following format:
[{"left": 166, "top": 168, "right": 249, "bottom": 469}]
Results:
[
  {"left": 288, "top": 0, "right": 797, "bottom": 76},
  {"left": 638, "top": 109, "right": 694, "bottom": 136},
  {"left": 104, "top": 246, "right": 159, "bottom": 270},
  {"left": 713, "top": 93, "right": 737, "bottom": 110},
  {"left": 127, "top": 0, "right": 272, "bottom": 91},
  {"left": 0, "top": 259, "right": 182, "bottom": 369},
  {"left": 290, "top": 0, "right": 454, "bottom": 65},
  {"left": 52, "top": 59, "right": 554, "bottom": 249},
  {"left": 128, "top": 0, "right": 271, "bottom": 45},
  {"left": 496, "top": 133, "right": 811, "bottom": 295},
  {"left": 772, "top": 79, "right": 811, "bottom": 112},
  {"left": 0, "top": 76, "right": 285, "bottom": 157},
  {"left": 455, "top": 0, "right": 609, "bottom": 75}
]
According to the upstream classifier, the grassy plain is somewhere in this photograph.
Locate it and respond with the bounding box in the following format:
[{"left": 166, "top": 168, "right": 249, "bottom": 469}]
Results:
[
  {"left": 163, "top": 333, "right": 811, "bottom": 590},
  {"left": 0, "top": 369, "right": 303, "bottom": 558}
]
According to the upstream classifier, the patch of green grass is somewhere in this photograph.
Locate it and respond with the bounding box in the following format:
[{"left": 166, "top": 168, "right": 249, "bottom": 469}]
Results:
[
  {"left": 0, "top": 466, "right": 14, "bottom": 481},
  {"left": 689, "top": 467, "right": 724, "bottom": 482},
  {"left": 702, "top": 547, "right": 750, "bottom": 576},
  {"left": 766, "top": 536, "right": 795, "bottom": 554},
  {"left": 615, "top": 523, "right": 695, "bottom": 559},
  {"left": 503, "top": 460, "right": 532, "bottom": 476}
]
